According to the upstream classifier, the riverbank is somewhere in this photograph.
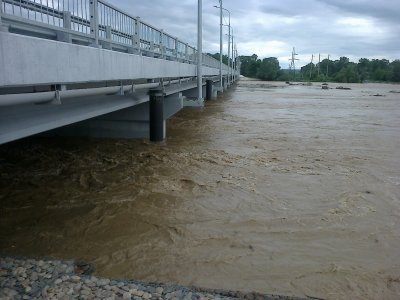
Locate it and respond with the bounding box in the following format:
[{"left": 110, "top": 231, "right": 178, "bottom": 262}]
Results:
[{"left": 0, "top": 257, "right": 309, "bottom": 300}]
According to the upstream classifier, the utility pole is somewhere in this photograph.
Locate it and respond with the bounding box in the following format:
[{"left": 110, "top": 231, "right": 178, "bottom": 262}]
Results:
[
  {"left": 227, "top": 20, "right": 230, "bottom": 86},
  {"left": 197, "top": 0, "right": 203, "bottom": 101},
  {"left": 223, "top": 26, "right": 232, "bottom": 85},
  {"left": 326, "top": 54, "right": 330, "bottom": 78},
  {"left": 231, "top": 29, "right": 234, "bottom": 83},
  {"left": 289, "top": 47, "right": 299, "bottom": 81},
  {"left": 318, "top": 53, "right": 321, "bottom": 77},
  {"left": 219, "top": 0, "right": 223, "bottom": 89},
  {"left": 309, "top": 54, "right": 314, "bottom": 80},
  {"left": 235, "top": 44, "right": 238, "bottom": 80},
  {"left": 214, "top": 3, "right": 234, "bottom": 87}
]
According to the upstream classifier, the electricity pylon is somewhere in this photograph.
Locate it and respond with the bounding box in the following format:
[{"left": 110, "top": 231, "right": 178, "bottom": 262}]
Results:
[
  {"left": 326, "top": 54, "right": 330, "bottom": 78},
  {"left": 289, "top": 47, "right": 299, "bottom": 81},
  {"left": 309, "top": 54, "right": 314, "bottom": 80}
]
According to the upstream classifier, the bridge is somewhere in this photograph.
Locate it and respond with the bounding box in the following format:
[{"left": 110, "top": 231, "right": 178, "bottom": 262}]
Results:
[{"left": 0, "top": 0, "right": 239, "bottom": 145}]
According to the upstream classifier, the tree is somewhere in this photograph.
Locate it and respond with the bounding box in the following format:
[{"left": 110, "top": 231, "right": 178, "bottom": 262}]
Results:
[
  {"left": 333, "top": 64, "right": 359, "bottom": 83},
  {"left": 240, "top": 53, "right": 399, "bottom": 83},
  {"left": 256, "top": 57, "right": 280, "bottom": 81},
  {"left": 357, "top": 58, "right": 371, "bottom": 82},
  {"left": 240, "top": 54, "right": 261, "bottom": 78},
  {"left": 300, "top": 63, "right": 317, "bottom": 80},
  {"left": 390, "top": 60, "right": 400, "bottom": 82}
]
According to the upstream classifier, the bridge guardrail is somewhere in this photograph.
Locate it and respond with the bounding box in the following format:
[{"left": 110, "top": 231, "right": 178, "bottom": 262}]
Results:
[{"left": 0, "top": 0, "right": 228, "bottom": 71}]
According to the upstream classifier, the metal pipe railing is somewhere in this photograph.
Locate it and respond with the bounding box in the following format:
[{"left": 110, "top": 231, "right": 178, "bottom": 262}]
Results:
[
  {"left": 1, "top": 0, "right": 230, "bottom": 70},
  {"left": 0, "top": 82, "right": 163, "bottom": 107},
  {"left": 0, "top": 91, "right": 55, "bottom": 106}
]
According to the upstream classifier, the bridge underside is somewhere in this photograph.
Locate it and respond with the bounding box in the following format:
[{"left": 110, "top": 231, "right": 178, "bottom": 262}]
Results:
[
  {"left": 0, "top": 79, "right": 219, "bottom": 144},
  {"left": 0, "top": 31, "right": 233, "bottom": 145}
]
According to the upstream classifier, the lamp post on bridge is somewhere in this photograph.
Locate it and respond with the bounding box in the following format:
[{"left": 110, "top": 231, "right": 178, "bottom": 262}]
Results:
[
  {"left": 215, "top": 6, "right": 231, "bottom": 87},
  {"left": 234, "top": 45, "right": 238, "bottom": 80},
  {"left": 231, "top": 27, "right": 234, "bottom": 83},
  {"left": 225, "top": 29, "right": 235, "bottom": 83},
  {"left": 197, "top": 0, "right": 203, "bottom": 101},
  {"left": 218, "top": 1, "right": 223, "bottom": 90},
  {"left": 214, "top": 4, "right": 232, "bottom": 89},
  {"left": 223, "top": 28, "right": 232, "bottom": 86}
]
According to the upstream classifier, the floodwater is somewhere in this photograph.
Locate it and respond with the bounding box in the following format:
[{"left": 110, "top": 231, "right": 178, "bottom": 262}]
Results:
[{"left": 1, "top": 79, "right": 400, "bottom": 299}]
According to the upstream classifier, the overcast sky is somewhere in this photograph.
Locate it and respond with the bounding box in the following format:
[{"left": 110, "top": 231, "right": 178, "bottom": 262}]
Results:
[{"left": 109, "top": 0, "right": 399, "bottom": 68}]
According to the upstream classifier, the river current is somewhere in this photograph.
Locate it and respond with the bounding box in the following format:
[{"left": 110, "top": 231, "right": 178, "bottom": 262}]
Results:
[{"left": 1, "top": 79, "right": 400, "bottom": 299}]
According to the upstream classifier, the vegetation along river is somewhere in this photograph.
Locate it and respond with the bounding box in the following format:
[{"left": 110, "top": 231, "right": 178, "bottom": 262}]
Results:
[{"left": 1, "top": 79, "right": 400, "bottom": 299}]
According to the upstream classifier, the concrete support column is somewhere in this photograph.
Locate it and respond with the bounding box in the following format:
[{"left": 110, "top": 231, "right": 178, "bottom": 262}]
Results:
[
  {"left": 149, "top": 91, "right": 165, "bottom": 142},
  {"left": 206, "top": 79, "right": 213, "bottom": 100}
]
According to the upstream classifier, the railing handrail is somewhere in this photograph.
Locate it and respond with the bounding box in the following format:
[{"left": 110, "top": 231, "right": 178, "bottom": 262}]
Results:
[{"left": 1, "top": 0, "right": 232, "bottom": 71}]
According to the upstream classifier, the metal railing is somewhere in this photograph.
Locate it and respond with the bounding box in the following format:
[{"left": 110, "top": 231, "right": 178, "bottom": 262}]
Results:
[{"left": 1, "top": 0, "right": 228, "bottom": 70}]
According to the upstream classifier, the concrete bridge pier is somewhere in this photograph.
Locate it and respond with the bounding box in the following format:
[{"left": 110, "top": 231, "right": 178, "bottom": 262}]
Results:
[
  {"left": 44, "top": 91, "right": 183, "bottom": 141},
  {"left": 149, "top": 90, "right": 165, "bottom": 142},
  {"left": 216, "top": 76, "right": 229, "bottom": 94},
  {"left": 206, "top": 80, "right": 213, "bottom": 100}
]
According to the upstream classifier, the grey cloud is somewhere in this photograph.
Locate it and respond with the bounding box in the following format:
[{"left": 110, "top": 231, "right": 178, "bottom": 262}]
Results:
[
  {"left": 259, "top": 0, "right": 327, "bottom": 17},
  {"left": 319, "top": 0, "right": 400, "bottom": 23},
  {"left": 107, "top": 0, "right": 400, "bottom": 66}
]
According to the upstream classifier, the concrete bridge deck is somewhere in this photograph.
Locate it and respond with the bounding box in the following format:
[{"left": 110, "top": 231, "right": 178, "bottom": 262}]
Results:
[{"left": 0, "top": 0, "right": 240, "bottom": 144}]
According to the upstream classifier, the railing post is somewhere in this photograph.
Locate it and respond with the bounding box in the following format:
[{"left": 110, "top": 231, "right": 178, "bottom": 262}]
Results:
[
  {"left": 103, "top": 25, "right": 111, "bottom": 49},
  {"left": 160, "top": 30, "right": 164, "bottom": 58},
  {"left": 89, "top": 0, "right": 99, "bottom": 46},
  {"left": 0, "top": 0, "right": 3, "bottom": 24},
  {"left": 174, "top": 38, "right": 178, "bottom": 60},
  {"left": 105, "top": 26, "right": 111, "bottom": 40},
  {"left": 64, "top": 12, "right": 72, "bottom": 29},
  {"left": 0, "top": 0, "right": 9, "bottom": 32},
  {"left": 132, "top": 17, "right": 141, "bottom": 54},
  {"left": 150, "top": 41, "right": 155, "bottom": 54},
  {"left": 56, "top": 12, "right": 71, "bottom": 42}
]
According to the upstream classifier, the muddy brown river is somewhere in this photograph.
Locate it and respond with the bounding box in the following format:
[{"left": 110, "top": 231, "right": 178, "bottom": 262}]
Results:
[{"left": 1, "top": 80, "right": 400, "bottom": 299}]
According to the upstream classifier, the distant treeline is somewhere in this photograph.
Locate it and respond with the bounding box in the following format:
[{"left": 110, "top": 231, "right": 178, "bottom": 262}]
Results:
[{"left": 239, "top": 54, "right": 400, "bottom": 83}]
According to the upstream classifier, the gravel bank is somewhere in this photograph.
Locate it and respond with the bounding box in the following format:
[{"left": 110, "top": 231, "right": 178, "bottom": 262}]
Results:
[{"left": 0, "top": 257, "right": 312, "bottom": 300}]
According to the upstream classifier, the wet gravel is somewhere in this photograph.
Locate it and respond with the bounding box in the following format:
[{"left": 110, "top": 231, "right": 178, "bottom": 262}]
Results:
[{"left": 0, "top": 257, "right": 312, "bottom": 300}]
